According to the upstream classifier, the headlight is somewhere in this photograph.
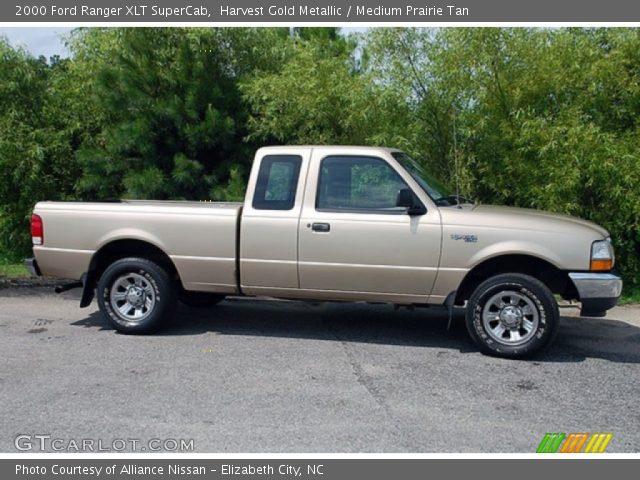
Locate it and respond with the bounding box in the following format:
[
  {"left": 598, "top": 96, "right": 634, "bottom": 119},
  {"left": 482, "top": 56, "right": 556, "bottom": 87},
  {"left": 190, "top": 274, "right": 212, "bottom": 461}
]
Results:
[{"left": 591, "top": 237, "right": 614, "bottom": 271}]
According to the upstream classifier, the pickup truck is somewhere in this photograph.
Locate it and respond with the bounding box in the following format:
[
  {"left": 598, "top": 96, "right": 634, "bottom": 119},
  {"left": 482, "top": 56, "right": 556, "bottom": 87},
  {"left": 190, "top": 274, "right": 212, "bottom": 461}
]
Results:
[{"left": 26, "top": 146, "right": 622, "bottom": 358}]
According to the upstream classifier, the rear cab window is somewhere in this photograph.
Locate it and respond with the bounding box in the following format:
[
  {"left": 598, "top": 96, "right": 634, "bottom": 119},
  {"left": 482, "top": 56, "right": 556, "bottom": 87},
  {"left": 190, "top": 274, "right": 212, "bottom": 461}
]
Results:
[{"left": 253, "top": 155, "right": 303, "bottom": 210}]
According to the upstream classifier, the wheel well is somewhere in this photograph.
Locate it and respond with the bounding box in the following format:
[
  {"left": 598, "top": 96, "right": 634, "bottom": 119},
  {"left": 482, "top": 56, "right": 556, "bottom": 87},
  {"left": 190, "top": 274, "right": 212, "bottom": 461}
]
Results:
[
  {"left": 89, "top": 239, "right": 178, "bottom": 283},
  {"left": 454, "top": 254, "right": 576, "bottom": 304}
]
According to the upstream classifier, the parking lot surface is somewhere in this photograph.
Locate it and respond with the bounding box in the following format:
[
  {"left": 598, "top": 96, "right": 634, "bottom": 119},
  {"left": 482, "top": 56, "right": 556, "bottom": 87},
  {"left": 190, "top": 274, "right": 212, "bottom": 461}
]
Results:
[{"left": 1, "top": 287, "right": 639, "bottom": 452}]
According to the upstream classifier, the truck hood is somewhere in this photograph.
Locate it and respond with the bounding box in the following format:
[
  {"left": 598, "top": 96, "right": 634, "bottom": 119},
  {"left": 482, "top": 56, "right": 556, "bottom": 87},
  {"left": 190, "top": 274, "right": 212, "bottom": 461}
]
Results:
[{"left": 440, "top": 204, "right": 609, "bottom": 238}]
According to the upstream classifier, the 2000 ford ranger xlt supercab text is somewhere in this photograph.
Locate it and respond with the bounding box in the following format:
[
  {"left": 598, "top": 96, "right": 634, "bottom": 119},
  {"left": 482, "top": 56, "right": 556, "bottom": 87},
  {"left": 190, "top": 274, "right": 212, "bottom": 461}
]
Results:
[{"left": 26, "top": 146, "right": 622, "bottom": 358}]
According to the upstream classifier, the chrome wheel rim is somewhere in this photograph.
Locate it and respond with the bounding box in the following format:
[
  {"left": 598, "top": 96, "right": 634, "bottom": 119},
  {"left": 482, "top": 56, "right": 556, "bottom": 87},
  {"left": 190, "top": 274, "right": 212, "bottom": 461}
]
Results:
[
  {"left": 482, "top": 290, "right": 539, "bottom": 346},
  {"left": 109, "top": 272, "right": 156, "bottom": 323}
]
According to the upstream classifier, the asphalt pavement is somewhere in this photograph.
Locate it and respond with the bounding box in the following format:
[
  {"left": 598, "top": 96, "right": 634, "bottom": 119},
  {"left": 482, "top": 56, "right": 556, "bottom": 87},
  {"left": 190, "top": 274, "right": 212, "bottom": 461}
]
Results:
[{"left": 0, "top": 286, "right": 638, "bottom": 453}]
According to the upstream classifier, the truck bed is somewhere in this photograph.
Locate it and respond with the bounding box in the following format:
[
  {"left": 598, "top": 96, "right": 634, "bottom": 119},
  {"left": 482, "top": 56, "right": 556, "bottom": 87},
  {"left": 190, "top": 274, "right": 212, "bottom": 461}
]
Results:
[{"left": 33, "top": 200, "right": 243, "bottom": 293}]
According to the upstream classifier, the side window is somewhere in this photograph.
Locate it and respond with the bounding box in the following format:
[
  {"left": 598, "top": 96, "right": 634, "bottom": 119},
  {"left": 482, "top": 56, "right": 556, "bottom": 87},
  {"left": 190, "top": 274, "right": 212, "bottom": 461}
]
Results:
[
  {"left": 316, "top": 156, "right": 409, "bottom": 212},
  {"left": 253, "top": 155, "right": 302, "bottom": 210}
]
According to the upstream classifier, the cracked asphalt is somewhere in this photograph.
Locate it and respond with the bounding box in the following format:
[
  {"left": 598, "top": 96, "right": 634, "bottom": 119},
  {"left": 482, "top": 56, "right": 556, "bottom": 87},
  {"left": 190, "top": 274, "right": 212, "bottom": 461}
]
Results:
[{"left": 0, "top": 286, "right": 639, "bottom": 453}]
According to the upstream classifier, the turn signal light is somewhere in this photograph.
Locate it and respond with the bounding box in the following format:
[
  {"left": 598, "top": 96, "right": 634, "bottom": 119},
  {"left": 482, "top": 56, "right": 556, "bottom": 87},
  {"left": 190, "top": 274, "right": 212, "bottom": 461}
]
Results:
[{"left": 590, "top": 259, "right": 613, "bottom": 271}]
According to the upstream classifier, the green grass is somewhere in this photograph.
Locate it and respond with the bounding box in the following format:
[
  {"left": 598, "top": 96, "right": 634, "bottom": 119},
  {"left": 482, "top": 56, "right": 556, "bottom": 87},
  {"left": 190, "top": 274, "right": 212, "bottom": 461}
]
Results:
[
  {"left": 0, "top": 256, "right": 29, "bottom": 278},
  {"left": 619, "top": 286, "right": 640, "bottom": 306}
]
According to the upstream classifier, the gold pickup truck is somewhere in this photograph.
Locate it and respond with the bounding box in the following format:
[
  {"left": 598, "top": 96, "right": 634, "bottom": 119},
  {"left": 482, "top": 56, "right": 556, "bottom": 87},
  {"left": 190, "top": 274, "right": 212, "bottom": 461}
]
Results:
[{"left": 26, "top": 146, "right": 622, "bottom": 358}]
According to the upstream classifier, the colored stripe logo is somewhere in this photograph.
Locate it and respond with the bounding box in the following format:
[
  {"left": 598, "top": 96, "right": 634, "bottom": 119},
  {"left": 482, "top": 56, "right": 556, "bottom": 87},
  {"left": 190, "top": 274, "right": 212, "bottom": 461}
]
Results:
[{"left": 537, "top": 432, "right": 612, "bottom": 453}]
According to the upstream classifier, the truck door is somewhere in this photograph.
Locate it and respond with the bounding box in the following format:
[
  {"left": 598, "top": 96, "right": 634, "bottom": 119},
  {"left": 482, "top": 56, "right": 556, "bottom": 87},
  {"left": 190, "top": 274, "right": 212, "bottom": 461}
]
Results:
[
  {"left": 297, "top": 149, "right": 442, "bottom": 303},
  {"left": 240, "top": 148, "right": 310, "bottom": 293}
]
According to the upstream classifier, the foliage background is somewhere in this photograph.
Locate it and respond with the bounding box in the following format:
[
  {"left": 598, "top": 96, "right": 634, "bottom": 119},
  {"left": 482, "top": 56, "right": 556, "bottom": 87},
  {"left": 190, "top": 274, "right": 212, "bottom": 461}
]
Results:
[{"left": 1, "top": 27, "right": 638, "bottom": 292}]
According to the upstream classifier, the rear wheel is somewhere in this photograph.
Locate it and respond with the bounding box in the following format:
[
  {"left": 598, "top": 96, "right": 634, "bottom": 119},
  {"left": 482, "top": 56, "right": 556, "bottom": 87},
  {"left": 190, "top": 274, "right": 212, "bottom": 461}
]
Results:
[
  {"left": 97, "top": 257, "right": 177, "bottom": 334},
  {"left": 465, "top": 273, "right": 559, "bottom": 359}
]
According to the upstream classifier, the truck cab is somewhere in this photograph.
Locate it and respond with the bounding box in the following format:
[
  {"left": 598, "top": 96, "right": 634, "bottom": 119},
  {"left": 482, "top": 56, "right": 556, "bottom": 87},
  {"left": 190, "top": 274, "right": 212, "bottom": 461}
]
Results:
[{"left": 240, "top": 146, "right": 442, "bottom": 304}]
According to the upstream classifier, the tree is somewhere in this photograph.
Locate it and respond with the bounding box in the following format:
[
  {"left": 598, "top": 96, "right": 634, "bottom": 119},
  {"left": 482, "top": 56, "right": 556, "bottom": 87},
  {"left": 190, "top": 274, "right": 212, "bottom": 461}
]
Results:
[
  {"left": 365, "top": 28, "right": 640, "bottom": 287},
  {"left": 1, "top": 27, "right": 637, "bottom": 290},
  {"left": 74, "top": 27, "right": 290, "bottom": 201},
  {"left": 0, "top": 39, "right": 81, "bottom": 259},
  {"left": 241, "top": 29, "right": 384, "bottom": 145}
]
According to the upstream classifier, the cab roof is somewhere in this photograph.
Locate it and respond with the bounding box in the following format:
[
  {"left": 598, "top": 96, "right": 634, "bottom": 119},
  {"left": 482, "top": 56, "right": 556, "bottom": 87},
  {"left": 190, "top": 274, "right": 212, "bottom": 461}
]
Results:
[{"left": 256, "top": 145, "right": 402, "bottom": 154}]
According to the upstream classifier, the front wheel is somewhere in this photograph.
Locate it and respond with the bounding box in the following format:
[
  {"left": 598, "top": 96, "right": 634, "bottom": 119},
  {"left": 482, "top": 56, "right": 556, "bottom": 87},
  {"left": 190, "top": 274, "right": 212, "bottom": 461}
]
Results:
[
  {"left": 97, "top": 257, "right": 177, "bottom": 334},
  {"left": 465, "top": 273, "right": 559, "bottom": 359}
]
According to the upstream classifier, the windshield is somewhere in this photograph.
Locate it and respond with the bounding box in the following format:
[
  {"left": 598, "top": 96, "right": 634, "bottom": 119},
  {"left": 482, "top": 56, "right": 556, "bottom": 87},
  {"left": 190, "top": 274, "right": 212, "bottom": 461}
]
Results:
[{"left": 391, "top": 152, "right": 453, "bottom": 203}]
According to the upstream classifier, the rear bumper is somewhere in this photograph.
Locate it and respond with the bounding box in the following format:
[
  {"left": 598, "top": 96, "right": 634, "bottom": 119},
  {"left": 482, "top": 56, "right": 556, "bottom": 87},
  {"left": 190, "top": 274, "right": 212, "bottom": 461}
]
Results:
[
  {"left": 24, "top": 258, "right": 41, "bottom": 277},
  {"left": 568, "top": 272, "right": 622, "bottom": 317}
]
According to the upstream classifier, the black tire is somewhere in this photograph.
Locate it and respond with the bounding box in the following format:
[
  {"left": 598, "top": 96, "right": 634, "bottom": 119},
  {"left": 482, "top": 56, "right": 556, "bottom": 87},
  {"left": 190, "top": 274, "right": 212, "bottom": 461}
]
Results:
[
  {"left": 179, "top": 290, "right": 225, "bottom": 308},
  {"left": 97, "top": 257, "right": 177, "bottom": 334},
  {"left": 465, "top": 273, "right": 559, "bottom": 359}
]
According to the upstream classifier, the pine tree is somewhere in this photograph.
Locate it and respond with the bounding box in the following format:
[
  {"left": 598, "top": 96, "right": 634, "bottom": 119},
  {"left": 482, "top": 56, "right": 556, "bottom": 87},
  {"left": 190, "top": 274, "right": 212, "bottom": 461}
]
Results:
[{"left": 76, "top": 28, "right": 281, "bottom": 201}]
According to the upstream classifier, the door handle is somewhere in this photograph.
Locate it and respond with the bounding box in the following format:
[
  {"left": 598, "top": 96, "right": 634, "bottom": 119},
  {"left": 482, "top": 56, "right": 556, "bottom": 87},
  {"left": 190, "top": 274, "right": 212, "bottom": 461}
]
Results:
[{"left": 311, "top": 222, "right": 331, "bottom": 233}]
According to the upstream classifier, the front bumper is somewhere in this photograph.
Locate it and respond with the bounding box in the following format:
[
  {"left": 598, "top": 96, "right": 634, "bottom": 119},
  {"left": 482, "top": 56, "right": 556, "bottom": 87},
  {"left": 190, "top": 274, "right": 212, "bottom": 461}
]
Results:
[
  {"left": 568, "top": 272, "right": 622, "bottom": 317},
  {"left": 24, "top": 257, "right": 41, "bottom": 277}
]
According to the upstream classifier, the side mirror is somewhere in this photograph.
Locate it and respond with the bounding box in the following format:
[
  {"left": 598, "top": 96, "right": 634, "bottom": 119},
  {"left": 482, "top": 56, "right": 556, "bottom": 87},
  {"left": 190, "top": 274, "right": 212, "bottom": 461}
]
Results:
[
  {"left": 396, "top": 188, "right": 426, "bottom": 216},
  {"left": 396, "top": 188, "right": 414, "bottom": 208}
]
